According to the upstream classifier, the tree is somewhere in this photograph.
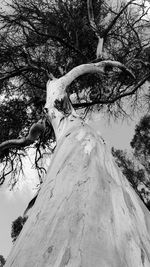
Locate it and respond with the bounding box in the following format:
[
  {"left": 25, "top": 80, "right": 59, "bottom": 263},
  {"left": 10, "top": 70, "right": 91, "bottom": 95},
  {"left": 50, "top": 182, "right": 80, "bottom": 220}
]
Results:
[
  {"left": 2, "top": 0, "right": 150, "bottom": 266},
  {"left": 0, "top": 0, "right": 150, "bottom": 183},
  {"left": 112, "top": 115, "right": 150, "bottom": 211},
  {"left": 4, "top": 56, "right": 150, "bottom": 267},
  {"left": 0, "top": 255, "right": 6, "bottom": 267},
  {"left": 131, "top": 115, "right": 150, "bottom": 174}
]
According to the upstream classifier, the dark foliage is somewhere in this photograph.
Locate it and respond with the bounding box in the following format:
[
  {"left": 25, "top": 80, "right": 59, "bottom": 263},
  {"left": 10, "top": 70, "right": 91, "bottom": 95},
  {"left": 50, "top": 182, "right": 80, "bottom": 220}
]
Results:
[
  {"left": 11, "top": 216, "right": 28, "bottom": 243},
  {"left": 112, "top": 147, "right": 150, "bottom": 210},
  {"left": 112, "top": 115, "right": 150, "bottom": 211},
  {"left": 0, "top": 255, "right": 6, "bottom": 267},
  {"left": 0, "top": 99, "right": 29, "bottom": 143}
]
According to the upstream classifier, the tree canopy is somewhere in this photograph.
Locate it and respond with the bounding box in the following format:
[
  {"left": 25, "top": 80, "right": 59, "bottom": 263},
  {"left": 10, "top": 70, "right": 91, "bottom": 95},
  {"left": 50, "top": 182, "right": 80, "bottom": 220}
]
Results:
[{"left": 0, "top": 0, "right": 150, "bottom": 185}]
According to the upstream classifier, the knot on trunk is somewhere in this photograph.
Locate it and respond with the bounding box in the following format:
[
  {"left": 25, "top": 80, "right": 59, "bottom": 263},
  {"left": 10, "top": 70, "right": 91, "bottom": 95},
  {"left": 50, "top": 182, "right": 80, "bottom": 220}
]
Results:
[{"left": 54, "top": 96, "right": 72, "bottom": 116}]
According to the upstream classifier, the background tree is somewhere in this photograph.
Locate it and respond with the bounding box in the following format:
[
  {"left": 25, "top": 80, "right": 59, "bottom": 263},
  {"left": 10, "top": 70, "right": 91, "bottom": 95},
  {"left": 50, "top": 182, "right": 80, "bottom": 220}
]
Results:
[
  {"left": 112, "top": 147, "right": 150, "bottom": 208},
  {"left": 112, "top": 114, "right": 150, "bottom": 210},
  {"left": 131, "top": 115, "right": 150, "bottom": 173},
  {"left": 0, "top": 0, "right": 150, "bottom": 186}
]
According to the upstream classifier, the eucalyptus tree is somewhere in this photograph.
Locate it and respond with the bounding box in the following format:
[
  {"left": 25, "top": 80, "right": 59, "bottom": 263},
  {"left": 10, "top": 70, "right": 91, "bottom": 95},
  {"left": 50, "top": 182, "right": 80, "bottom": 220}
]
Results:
[
  {"left": 0, "top": 0, "right": 150, "bottom": 183},
  {"left": 1, "top": 0, "right": 150, "bottom": 266}
]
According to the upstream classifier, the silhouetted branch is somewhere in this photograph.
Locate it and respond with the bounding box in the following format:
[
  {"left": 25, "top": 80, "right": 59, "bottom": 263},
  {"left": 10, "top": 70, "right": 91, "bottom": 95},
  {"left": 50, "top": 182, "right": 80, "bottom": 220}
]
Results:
[
  {"left": 0, "top": 119, "right": 45, "bottom": 156},
  {"left": 103, "top": 0, "right": 135, "bottom": 39},
  {"left": 72, "top": 72, "right": 150, "bottom": 108}
]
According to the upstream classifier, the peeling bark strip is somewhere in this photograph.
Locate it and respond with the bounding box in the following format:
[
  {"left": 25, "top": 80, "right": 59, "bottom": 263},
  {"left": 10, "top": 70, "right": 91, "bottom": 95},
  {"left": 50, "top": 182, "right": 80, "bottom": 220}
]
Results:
[{"left": 54, "top": 96, "right": 72, "bottom": 116}]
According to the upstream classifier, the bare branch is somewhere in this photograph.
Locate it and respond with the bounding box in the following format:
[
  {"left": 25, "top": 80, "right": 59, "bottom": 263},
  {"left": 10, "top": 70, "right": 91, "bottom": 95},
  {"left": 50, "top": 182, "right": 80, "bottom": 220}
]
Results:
[
  {"left": 18, "top": 17, "right": 88, "bottom": 61},
  {"left": 22, "top": 47, "right": 51, "bottom": 79},
  {"left": 0, "top": 65, "right": 48, "bottom": 83},
  {"left": 0, "top": 120, "right": 45, "bottom": 156},
  {"left": 103, "top": 0, "right": 135, "bottom": 39},
  {"left": 87, "top": 0, "right": 135, "bottom": 58}
]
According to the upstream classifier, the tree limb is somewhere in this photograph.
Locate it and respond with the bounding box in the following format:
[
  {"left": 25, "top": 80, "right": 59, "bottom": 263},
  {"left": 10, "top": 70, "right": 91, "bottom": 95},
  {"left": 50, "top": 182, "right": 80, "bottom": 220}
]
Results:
[
  {"left": 103, "top": 0, "right": 135, "bottom": 39},
  {"left": 0, "top": 120, "right": 45, "bottom": 156},
  {"left": 87, "top": 0, "right": 135, "bottom": 58},
  {"left": 17, "top": 17, "right": 88, "bottom": 61},
  {"left": 72, "top": 72, "right": 150, "bottom": 108},
  {"left": 63, "top": 60, "right": 135, "bottom": 88},
  {"left": 0, "top": 66, "right": 45, "bottom": 83},
  {"left": 87, "top": 0, "right": 99, "bottom": 37},
  {"left": 0, "top": 60, "right": 136, "bottom": 153}
]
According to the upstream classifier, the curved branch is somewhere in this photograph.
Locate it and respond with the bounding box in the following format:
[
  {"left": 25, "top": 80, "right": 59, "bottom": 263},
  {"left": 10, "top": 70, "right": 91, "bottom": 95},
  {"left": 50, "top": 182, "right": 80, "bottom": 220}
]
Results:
[
  {"left": 63, "top": 60, "right": 135, "bottom": 88},
  {"left": 0, "top": 120, "right": 45, "bottom": 156},
  {"left": 72, "top": 72, "right": 150, "bottom": 109}
]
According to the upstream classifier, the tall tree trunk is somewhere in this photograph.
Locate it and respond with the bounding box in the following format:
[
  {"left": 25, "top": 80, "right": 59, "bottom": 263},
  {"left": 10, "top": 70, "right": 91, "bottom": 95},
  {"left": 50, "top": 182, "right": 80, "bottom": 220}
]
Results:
[
  {"left": 5, "top": 116, "right": 150, "bottom": 266},
  {"left": 5, "top": 62, "right": 150, "bottom": 266}
]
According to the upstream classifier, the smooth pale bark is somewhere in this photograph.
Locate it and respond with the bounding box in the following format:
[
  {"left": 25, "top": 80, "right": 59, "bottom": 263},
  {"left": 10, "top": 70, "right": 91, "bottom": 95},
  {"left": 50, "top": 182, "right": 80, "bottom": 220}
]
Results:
[
  {"left": 5, "top": 115, "right": 150, "bottom": 267},
  {"left": 4, "top": 63, "right": 150, "bottom": 266}
]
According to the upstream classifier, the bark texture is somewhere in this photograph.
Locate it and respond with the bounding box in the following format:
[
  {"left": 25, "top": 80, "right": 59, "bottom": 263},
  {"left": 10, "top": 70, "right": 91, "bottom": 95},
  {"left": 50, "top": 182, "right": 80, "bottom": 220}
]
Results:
[
  {"left": 5, "top": 116, "right": 150, "bottom": 267},
  {"left": 4, "top": 62, "right": 149, "bottom": 266}
]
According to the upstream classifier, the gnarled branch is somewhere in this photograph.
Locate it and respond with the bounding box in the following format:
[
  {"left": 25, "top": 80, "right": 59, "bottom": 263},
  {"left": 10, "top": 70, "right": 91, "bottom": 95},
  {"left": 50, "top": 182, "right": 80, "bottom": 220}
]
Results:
[
  {"left": 0, "top": 60, "right": 135, "bottom": 153},
  {"left": 0, "top": 119, "right": 45, "bottom": 156}
]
